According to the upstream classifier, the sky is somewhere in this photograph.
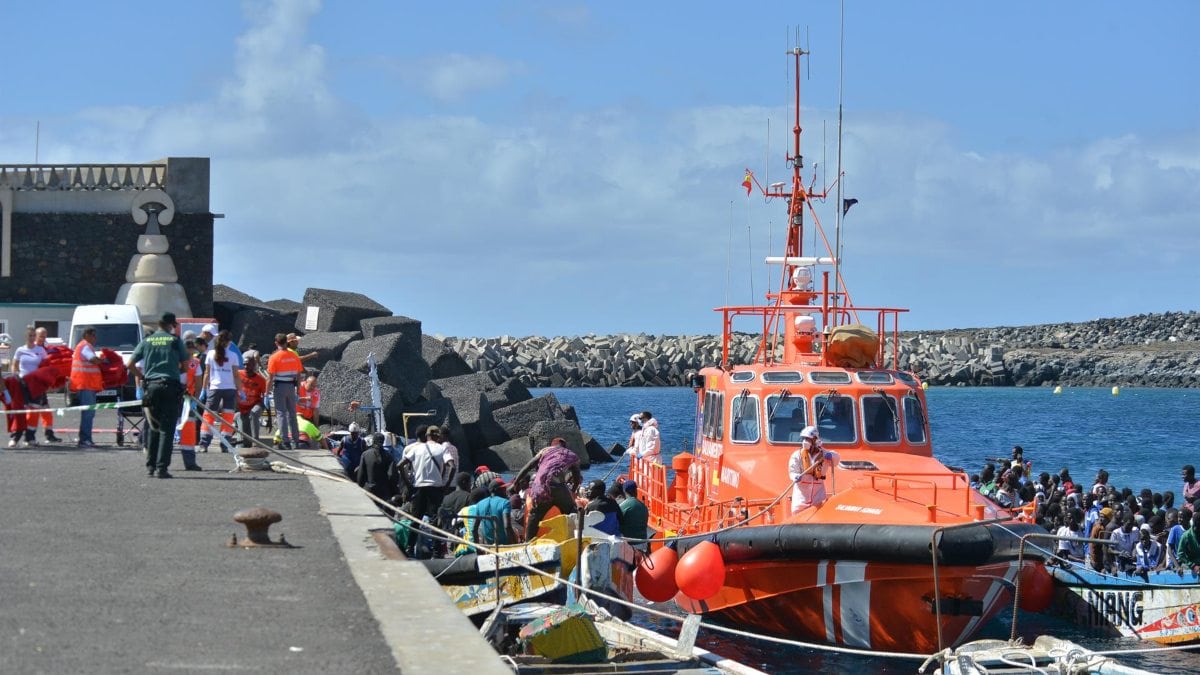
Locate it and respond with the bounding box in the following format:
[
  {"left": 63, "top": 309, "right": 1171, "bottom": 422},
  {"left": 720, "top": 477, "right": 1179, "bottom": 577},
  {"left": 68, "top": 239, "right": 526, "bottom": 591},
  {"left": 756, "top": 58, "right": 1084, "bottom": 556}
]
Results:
[{"left": 2, "top": 1, "right": 1197, "bottom": 337}]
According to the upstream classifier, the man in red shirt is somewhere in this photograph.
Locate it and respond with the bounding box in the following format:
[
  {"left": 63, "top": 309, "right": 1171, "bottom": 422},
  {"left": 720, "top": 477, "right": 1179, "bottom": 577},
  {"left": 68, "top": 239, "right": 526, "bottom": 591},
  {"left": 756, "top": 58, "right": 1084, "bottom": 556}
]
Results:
[
  {"left": 297, "top": 374, "right": 320, "bottom": 422},
  {"left": 265, "top": 333, "right": 304, "bottom": 450},
  {"left": 238, "top": 356, "right": 268, "bottom": 447}
]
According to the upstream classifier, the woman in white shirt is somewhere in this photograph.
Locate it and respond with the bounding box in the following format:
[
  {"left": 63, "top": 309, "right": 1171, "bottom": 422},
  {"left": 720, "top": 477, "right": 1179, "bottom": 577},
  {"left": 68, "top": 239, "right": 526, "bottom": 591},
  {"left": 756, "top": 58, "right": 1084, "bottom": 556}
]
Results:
[{"left": 199, "top": 332, "right": 242, "bottom": 452}]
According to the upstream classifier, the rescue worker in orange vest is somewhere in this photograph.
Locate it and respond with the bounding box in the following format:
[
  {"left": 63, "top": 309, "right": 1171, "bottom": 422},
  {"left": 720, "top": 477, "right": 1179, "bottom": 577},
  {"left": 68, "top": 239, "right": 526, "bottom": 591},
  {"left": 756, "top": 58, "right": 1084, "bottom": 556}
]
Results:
[
  {"left": 173, "top": 337, "right": 204, "bottom": 470},
  {"left": 69, "top": 326, "right": 104, "bottom": 448},
  {"left": 788, "top": 425, "right": 827, "bottom": 513},
  {"left": 238, "top": 356, "right": 267, "bottom": 447},
  {"left": 297, "top": 374, "right": 320, "bottom": 422},
  {"left": 266, "top": 333, "right": 304, "bottom": 449}
]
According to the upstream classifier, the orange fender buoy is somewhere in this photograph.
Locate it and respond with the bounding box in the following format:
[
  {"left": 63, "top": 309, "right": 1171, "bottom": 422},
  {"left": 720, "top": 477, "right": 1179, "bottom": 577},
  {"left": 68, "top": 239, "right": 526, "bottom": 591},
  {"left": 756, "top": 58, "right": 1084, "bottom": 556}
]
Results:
[
  {"left": 636, "top": 543, "right": 679, "bottom": 603},
  {"left": 1018, "top": 564, "right": 1054, "bottom": 613},
  {"left": 676, "top": 540, "right": 726, "bottom": 601}
]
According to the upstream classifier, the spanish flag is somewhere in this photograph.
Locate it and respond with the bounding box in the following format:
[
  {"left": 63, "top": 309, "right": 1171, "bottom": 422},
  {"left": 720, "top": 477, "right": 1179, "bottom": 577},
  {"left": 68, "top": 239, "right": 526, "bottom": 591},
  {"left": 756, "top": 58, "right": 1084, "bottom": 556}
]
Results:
[{"left": 741, "top": 170, "right": 752, "bottom": 195}]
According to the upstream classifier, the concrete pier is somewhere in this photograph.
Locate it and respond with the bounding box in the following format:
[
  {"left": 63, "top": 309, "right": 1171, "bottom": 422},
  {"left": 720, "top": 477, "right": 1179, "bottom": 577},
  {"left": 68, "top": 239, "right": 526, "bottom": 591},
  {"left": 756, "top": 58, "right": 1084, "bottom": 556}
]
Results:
[{"left": 0, "top": 404, "right": 509, "bottom": 674}]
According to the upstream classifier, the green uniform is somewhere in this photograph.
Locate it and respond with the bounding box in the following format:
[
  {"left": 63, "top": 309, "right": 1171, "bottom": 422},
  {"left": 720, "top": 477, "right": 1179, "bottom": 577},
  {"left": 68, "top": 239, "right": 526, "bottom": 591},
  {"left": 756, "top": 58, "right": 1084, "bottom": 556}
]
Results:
[
  {"left": 1178, "top": 527, "right": 1200, "bottom": 570},
  {"left": 619, "top": 496, "right": 650, "bottom": 541},
  {"left": 131, "top": 329, "right": 189, "bottom": 474}
]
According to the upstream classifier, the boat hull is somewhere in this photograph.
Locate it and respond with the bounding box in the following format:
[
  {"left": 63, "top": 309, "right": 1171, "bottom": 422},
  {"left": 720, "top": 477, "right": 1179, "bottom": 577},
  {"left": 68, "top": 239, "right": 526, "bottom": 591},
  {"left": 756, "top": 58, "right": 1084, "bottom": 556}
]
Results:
[
  {"left": 675, "top": 558, "right": 1022, "bottom": 653},
  {"left": 1049, "top": 565, "right": 1200, "bottom": 644}
]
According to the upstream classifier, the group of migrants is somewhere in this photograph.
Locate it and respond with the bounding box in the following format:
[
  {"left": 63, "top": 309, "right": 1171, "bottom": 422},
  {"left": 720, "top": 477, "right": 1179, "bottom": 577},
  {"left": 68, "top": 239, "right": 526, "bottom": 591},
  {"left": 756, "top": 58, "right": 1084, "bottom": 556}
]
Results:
[
  {"left": 332, "top": 417, "right": 656, "bottom": 559},
  {"left": 973, "top": 446, "right": 1200, "bottom": 578},
  {"left": 4, "top": 315, "right": 330, "bottom": 478}
]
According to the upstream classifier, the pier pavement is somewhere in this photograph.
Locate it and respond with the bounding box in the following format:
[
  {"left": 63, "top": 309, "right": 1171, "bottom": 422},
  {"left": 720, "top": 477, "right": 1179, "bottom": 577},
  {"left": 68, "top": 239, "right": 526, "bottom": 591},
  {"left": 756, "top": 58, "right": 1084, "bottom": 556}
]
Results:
[{"left": 0, "top": 406, "right": 510, "bottom": 674}]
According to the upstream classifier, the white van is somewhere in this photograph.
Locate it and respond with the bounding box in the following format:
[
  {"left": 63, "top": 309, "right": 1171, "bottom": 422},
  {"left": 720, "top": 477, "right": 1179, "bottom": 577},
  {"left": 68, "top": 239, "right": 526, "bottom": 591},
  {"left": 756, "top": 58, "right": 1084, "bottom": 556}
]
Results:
[{"left": 69, "top": 304, "right": 144, "bottom": 400}]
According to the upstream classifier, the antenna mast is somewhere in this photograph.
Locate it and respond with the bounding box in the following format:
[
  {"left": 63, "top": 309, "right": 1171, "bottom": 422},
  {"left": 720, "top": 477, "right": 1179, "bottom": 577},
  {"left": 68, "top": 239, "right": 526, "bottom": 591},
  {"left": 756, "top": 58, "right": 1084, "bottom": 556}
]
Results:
[{"left": 832, "top": 0, "right": 845, "bottom": 325}]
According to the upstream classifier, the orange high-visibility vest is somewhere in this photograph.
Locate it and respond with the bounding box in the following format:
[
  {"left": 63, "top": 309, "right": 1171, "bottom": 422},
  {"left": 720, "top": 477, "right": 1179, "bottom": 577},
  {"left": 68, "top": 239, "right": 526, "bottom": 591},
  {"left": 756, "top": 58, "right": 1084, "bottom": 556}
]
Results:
[
  {"left": 800, "top": 446, "right": 826, "bottom": 480},
  {"left": 70, "top": 342, "right": 103, "bottom": 392}
]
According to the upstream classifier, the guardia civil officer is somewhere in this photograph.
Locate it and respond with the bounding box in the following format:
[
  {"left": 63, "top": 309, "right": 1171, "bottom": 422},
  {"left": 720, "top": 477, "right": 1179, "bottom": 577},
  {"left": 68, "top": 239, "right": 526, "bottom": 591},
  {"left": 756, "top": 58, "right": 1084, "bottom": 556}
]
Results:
[{"left": 130, "top": 312, "right": 190, "bottom": 479}]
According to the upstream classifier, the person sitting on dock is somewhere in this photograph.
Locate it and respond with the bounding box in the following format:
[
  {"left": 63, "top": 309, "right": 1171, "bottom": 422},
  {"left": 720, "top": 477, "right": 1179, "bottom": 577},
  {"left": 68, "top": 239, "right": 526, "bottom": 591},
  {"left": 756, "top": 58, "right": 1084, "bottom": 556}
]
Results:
[
  {"left": 788, "top": 426, "right": 827, "bottom": 514},
  {"left": 1177, "top": 511, "right": 1200, "bottom": 577},
  {"left": 473, "top": 465, "right": 501, "bottom": 490},
  {"left": 583, "top": 479, "right": 622, "bottom": 537},
  {"left": 512, "top": 437, "right": 583, "bottom": 541}
]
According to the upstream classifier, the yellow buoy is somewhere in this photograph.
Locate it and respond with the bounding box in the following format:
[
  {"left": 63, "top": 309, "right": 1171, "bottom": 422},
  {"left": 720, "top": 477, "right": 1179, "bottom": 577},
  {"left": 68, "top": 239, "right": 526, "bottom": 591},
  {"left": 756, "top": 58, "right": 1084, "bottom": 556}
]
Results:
[
  {"left": 921, "top": 381, "right": 929, "bottom": 390},
  {"left": 1053, "top": 385, "right": 1063, "bottom": 395},
  {"left": 1112, "top": 386, "right": 1120, "bottom": 396}
]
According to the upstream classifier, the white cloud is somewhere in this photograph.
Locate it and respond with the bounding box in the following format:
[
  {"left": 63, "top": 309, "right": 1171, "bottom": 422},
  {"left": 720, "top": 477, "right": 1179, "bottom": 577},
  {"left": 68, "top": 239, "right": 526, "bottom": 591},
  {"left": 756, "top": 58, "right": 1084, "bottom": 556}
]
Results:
[{"left": 393, "top": 53, "right": 523, "bottom": 104}]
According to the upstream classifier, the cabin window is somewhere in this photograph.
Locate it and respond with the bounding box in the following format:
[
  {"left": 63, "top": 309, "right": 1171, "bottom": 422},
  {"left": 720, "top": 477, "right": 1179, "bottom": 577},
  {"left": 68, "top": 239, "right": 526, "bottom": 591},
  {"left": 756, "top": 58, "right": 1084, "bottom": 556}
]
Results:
[
  {"left": 731, "top": 371, "right": 756, "bottom": 383},
  {"left": 856, "top": 371, "right": 894, "bottom": 385},
  {"left": 903, "top": 395, "right": 927, "bottom": 444},
  {"left": 765, "top": 394, "right": 809, "bottom": 444},
  {"left": 861, "top": 394, "right": 900, "bottom": 444},
  {"left": 895, "top": 371, "right": 918, "bottom": 386},
  {"left": 813, "top": 394, "right": 857, "bottom": 444},
  {"left": 730, "top": 394, "right": 760, "bottom": 443},
  {"left": 702, "top": 391, "right": 725, "bottom": 441},
  {"left": 762, "top": 371, "right": 803, "bottom": 383},
  {"left": 810, "top": 371, "right": 852, "bottom": 385}
]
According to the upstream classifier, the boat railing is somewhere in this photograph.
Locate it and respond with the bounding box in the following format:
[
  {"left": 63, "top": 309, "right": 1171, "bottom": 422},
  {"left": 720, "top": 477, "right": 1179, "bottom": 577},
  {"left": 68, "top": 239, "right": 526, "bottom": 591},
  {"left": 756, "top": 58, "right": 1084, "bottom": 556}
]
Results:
[
  {"left": 630, "top": 456, "right": 781, "bottom": 534},
  {"left": 864, "top": 471, "right": 973, "bottom": 521},
  {"left": 717, "top": 303, "right": 907, "bottom": 370}
]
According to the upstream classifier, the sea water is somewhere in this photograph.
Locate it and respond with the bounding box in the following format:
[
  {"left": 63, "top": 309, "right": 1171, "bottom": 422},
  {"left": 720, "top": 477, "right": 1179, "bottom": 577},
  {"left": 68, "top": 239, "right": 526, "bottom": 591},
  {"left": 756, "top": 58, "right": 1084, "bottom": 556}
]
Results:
[{"left": 536, "top": 386, "right": 1200, "bottom": 673}]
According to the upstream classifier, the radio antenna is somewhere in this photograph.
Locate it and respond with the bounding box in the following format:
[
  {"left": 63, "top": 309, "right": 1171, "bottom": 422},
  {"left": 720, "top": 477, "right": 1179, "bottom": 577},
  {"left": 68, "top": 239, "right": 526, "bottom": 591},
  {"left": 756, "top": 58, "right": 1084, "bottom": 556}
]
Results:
[{"left": 832, "top": 0, "right": 845, "bottom": 319}]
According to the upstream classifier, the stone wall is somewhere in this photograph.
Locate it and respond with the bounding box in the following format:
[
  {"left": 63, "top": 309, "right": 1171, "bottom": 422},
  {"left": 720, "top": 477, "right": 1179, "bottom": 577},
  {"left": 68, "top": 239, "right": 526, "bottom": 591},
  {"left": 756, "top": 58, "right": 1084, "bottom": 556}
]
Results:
[
  {"left": 444, "top": 311, "right": 1200, "bottom": 388},
  {"left": 0, "top": 212, "right": 213, "bottom": 316}
]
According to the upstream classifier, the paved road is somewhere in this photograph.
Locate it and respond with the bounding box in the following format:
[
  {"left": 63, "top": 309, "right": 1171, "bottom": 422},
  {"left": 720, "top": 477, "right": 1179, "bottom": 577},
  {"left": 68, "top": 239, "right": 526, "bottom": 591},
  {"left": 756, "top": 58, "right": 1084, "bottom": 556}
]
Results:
[{"left": 0, "top": 431, "right": 398, "bottom": 673}]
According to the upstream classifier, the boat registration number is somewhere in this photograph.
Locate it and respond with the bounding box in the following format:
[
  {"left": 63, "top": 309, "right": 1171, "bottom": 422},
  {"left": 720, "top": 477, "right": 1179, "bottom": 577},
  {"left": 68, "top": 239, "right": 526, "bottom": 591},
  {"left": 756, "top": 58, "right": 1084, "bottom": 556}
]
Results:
[{"left": 836, "top": 504, "right": 883, "bottom": 515}]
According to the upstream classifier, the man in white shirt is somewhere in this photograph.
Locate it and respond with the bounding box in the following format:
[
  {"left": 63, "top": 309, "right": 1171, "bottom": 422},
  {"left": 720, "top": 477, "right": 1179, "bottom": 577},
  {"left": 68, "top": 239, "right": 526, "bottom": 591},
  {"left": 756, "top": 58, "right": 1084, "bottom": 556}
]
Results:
[
  {"left": 11, "top": 327, "right": 62, "bottom": 445},
  {"left": 399, "top": 425, "right": 453, "bottom": 531}
]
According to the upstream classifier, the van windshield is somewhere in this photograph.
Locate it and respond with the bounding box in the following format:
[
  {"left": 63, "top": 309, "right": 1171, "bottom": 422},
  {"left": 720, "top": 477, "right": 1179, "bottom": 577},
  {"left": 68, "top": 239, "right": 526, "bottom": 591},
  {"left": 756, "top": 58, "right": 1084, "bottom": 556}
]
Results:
[{"left": 73, "top": 325, "right": 140, "bottom": 352}]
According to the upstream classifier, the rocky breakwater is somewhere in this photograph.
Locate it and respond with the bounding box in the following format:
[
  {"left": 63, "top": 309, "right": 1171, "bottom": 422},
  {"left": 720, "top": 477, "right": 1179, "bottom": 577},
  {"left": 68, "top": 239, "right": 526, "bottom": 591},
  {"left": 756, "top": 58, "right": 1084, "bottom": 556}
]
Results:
[
  {"left": 212, "top": 285, "right": 615, "bottom": 471},
  {"left": 443, "top": 333, "right": 765, "bottom": 388},
  {"left": 445, "top": 310, "right": 1200, "bottom": 388}
]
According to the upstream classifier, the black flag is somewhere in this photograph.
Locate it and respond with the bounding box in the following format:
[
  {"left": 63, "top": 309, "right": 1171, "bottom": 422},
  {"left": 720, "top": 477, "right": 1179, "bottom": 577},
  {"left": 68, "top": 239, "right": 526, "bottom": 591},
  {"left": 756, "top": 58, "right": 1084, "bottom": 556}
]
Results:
[{"left": 842, "top": 198, "right": 859, "bottom": 216}]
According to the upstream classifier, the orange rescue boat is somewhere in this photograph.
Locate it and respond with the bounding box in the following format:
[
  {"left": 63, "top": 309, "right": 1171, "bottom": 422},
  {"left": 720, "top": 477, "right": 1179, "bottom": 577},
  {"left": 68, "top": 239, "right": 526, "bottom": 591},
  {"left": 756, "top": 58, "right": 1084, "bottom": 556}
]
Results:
[{"left": 627, "top": 45, "right": 1048, "bottom": 655}]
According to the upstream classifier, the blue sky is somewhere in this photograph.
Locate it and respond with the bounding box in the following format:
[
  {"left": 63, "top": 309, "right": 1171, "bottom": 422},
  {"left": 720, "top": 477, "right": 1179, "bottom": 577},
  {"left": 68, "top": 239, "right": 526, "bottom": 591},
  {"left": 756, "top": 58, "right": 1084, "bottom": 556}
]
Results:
[{"left": 2, "top": 1, "right": 1197, "bottom": 337}]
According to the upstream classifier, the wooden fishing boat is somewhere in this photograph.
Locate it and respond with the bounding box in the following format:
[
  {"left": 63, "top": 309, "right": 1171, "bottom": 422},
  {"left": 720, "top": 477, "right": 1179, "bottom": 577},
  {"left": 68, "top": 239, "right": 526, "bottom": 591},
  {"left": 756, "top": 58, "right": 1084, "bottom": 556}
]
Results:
[
  {"left": 628, "top": 45, "right": 1049, "bottom": 655},
  {"left": 1048, "top": 563, "right": 1200, "bottom": 644},
  {"left": 922, "top": 635, "right": 1156, "bottom": 675},
  {"left": 419, "top": 513, "right": 638, "bottom": 619}
]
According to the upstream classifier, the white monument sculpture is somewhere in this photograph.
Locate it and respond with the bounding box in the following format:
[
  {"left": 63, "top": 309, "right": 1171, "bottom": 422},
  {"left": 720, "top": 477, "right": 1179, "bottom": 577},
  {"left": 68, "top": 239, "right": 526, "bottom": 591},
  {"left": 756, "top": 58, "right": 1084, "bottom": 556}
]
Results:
[{"left": 116, "top": 189, "right": 193, "bottom": 323}]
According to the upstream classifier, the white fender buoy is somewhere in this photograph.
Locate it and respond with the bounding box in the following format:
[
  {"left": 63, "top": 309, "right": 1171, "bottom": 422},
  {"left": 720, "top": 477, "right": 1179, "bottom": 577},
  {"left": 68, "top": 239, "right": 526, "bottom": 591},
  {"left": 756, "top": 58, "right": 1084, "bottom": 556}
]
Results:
[
  {"left": 1112, "top": 386, "right": 1120, "bottom": 396},
  {"left": 1053, "top": 385, "right": 1062, "bottom": 395},
  {"left": 921, "top": 381, "right": 929, "bottom": 390}
]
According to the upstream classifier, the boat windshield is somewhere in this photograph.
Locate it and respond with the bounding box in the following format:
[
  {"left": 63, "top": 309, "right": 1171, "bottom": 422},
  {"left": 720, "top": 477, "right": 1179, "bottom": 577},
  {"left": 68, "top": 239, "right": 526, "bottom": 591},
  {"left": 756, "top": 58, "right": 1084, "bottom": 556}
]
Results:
[
  {"left": 862, "top": 395, "right": 900, "bottom": 444},
  {"left": 903, "top": 394, "right": 927, "bottom": 444},
  {"left": 766, "top": 394, "right": 808, "bottom": 443},
  {"left": 814, "top": 394, "right": 857, "bottom": 444},
  {"left": 730, "top": 394, "right": 760, "bottom": 443}
]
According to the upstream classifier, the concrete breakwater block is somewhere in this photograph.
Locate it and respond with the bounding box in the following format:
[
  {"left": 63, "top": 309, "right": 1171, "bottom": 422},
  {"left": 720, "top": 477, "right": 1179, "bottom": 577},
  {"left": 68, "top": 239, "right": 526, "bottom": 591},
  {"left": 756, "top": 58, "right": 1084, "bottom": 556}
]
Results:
[
  {"left": 421, "top": 335, "right": 474, "bottom": 380},
  {"left": 476, "top": 436, "right": 534, "bottom": 472},
  {"left": 317, "top": 361, "right": 406, "bottom": 429},
  {"left": 401, "top": 397, "right": 469, "bottom": 463},
  {"left": 297, "top": 287, "right": 391, "bottom": 333},
  {"left": 340, "top": 333, "right": 431, "bottom": 407},
  {"left": 229, "top": 307, "right": 297, "bottom": 355},
  {"left": 492, "top": 394, "right": 567, "bottom": 441},
  {"left": 360, "top": 315, "right": 422, "bottom": 342},
  {"left": 298, "top": 331, "right": 362, "bottom": 370},
  {"left": 582, "top": 432, "right": 612, "bottom": 464}
]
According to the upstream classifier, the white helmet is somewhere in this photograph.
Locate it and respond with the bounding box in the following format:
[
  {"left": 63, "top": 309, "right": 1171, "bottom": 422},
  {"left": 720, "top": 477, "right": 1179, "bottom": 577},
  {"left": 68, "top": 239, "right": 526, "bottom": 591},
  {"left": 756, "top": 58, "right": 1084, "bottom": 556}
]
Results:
[{"left": 348, "top": 422, "right": 362, "bottom": 434}]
